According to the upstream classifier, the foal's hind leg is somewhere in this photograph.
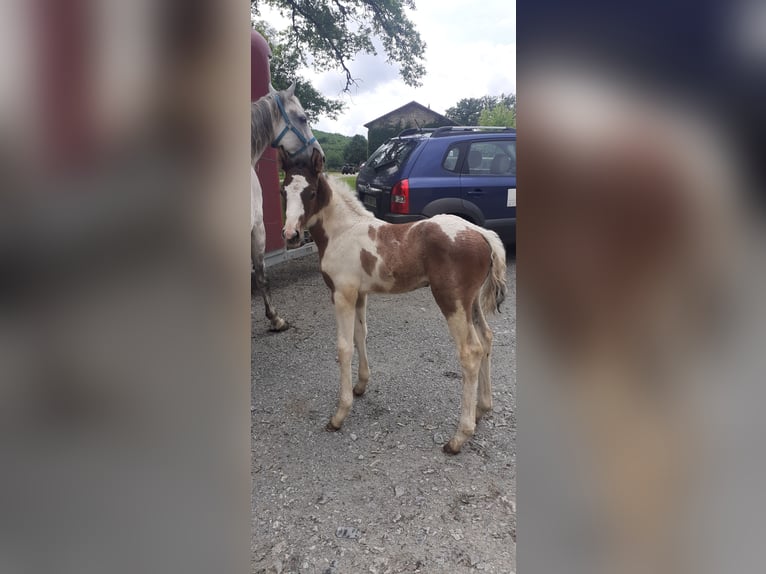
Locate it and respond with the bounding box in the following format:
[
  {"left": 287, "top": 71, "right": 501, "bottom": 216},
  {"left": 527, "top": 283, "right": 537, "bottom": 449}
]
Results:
[
  {"left": 442, "top": 306, "right": 484, "bottom": 454},
  {"left": 472, "top": 299, "right": 494, "bottom": 422},
  {"left": 352, "top": 294, "right": 370, "bottom": 397}
]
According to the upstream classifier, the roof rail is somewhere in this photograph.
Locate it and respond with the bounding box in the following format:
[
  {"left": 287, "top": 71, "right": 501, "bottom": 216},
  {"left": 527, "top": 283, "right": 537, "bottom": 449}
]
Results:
[
  {"left": 396, "top": 127, "right": 438, "bottom": 137},
  {"left": 431, "top": 126, "right": 516, "bottom": 137}
]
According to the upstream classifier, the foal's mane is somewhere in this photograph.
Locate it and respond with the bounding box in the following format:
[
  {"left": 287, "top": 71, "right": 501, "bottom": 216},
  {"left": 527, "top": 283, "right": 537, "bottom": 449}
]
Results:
[
  {"left": 251, "top": 92, "right": 281, "bottom": 161},
  {"left": 321, "top": 173, "right": 374, "bottom": 219}
]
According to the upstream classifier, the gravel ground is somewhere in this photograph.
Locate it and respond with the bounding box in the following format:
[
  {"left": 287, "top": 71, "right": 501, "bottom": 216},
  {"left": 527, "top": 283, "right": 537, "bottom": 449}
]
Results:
[{"left": 252, "top": 251, "right": 516, "bottom": 574}]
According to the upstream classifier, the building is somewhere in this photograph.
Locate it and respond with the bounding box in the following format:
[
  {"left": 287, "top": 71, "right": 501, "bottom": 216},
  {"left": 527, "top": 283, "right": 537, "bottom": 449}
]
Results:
[{"left": 364, "top": 101, "right": 456, "bottom": 155}]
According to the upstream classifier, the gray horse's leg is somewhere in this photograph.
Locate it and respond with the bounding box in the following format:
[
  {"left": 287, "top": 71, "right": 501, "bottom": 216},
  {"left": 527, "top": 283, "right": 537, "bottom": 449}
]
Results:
[
  {"left": 251, "top": 229, "right": 288, "bottom": 332},
  {"left": 251, "top": 167, "right": 288, "bottom": 332}
]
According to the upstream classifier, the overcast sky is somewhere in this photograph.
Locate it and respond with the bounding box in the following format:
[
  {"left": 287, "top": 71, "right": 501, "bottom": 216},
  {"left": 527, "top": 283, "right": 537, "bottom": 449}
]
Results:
[{"left": 260, "top": 0, "right": 516, "bottom": 137}]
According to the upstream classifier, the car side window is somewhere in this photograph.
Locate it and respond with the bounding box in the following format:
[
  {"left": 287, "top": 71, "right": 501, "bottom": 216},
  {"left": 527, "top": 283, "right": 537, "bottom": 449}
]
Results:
[
  {"left": 490, "top": 140, "right": 516, "bottom": 176},
  {"left": 463, "top": 140, "right": 516, "bottom": 176},
  {"left": 442, "top": 146, "right": 461, "bottom": 172}
]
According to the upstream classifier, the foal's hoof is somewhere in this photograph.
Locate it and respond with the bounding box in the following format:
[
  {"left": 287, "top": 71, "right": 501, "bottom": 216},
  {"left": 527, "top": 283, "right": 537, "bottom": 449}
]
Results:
[
  {"left": 269, "top": 318, "right": 289, "bottom": 332},
  {"left": 325, "top": 420, "right": 342, "bottom": 432},
  {"left": 352, "top": 385, "right": 366, "bottom": 397},
  {"left": 442, "top": 441, "right": 462, "bottom": 455}
]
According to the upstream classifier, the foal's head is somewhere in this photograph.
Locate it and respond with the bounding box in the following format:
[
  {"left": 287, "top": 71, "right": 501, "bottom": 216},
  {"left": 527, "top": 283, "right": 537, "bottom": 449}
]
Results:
[{"left": 281, "top": 150, "right": 327, "bottom": 249}]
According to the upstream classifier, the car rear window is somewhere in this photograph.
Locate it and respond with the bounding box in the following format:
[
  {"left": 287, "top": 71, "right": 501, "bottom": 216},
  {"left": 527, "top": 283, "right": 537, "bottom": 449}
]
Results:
[{"left": 365, "top": 138, "right": 419, "bottom": 171}]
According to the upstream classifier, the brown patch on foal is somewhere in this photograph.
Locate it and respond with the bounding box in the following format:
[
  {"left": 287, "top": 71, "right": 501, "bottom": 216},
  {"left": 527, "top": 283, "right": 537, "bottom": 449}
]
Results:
[
  {"left": 371, "top": 220, "right": 491, "bottom": 319},
  {"left": 375, "top": 223, "right": 429, "bottom": 293},
  {"left": 321, "top": 271, "right": 335, "bottom": 292},
  {"left": 310, "top": 222, "right": 329, "bottom": 258},
  {"left": 419, "top": 223, "right": 491, "bottom": 319},
  {"left": 367, "top": 225, "right": 377, "bottom": 241},
  {"left": 321, "top": 271, "right": 335, "bottom": 303},
  {"left": 360, "top": 249, "right": 378, "bottom": 276},
  {"left": 315, "top": 173, "right": 333, "bottom": 212}
]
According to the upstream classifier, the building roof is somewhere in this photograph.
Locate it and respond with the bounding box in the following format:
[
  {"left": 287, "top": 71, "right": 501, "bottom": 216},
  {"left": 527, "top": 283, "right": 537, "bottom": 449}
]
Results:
[{"left": 363, "top": 101, "right": 455, "bottom": 128}]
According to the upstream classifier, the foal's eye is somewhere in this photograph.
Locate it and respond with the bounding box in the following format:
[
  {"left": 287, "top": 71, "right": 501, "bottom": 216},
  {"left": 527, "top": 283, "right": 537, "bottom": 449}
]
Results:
[
  {"left": 309, "top": 190, "right": 316, "bottom": 199},
  {"left": 298, "top": 115, "right": 308, "bottom": 125}
]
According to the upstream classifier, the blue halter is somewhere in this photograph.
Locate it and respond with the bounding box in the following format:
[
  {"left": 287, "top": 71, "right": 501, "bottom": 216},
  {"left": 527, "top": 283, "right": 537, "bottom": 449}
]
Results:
[{"left": 270, "top": 93, "right": 317, "bottom": 157}]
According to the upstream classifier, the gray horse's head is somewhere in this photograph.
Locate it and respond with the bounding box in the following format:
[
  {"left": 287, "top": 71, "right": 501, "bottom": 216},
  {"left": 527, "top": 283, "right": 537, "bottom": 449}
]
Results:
[{"left": 267, "top": 83, "right": 324, "bottom": 163}]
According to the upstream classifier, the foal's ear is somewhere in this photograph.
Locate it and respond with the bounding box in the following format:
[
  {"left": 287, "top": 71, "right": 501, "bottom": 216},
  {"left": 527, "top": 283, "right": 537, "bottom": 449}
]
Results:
[
  {"left": 311, "top": 148, "right": 325, "bottom": 174},
  {"left": 286, "top": 82, "right": 296, "bottom": 97},
  {"left": 277, "top": 147, "right": 301, "bottom": 172}
]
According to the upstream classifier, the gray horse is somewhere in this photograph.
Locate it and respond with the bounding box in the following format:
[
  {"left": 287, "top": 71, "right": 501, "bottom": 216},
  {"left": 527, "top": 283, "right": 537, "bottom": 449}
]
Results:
[{"left": 251, "top": 83, "right": 324, "bottom": 331}]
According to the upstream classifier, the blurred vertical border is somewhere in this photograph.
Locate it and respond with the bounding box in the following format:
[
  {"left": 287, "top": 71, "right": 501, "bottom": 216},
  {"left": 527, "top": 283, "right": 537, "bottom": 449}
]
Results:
[
  {"left": 518, "top": 1, "right": 766, "bottom": 573},
  {"left": 0, "top": 1, "right": 250, "bottom": 572}
]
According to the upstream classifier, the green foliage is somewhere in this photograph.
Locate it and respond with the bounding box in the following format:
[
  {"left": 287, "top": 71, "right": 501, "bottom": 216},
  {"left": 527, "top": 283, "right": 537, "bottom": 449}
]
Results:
[
  {"left": 252, "top": 21, "right": 344, "bottom": 121},
  {"left": 344, "top": 135, "right": 369, "bottom": 165},
  {"left": 314, "top": 129, "right": 352, "bottom": 171},
  {"left": 324, "top": 148, "right": 344, "bottom": 171},
  {"left": 445, "top": 98, "right": 483, "bottom": 125},
  {"left": 445, "top": 94, "right": 516, "bottom": 126},
  {"left": 479, "top": 103, "right": 516, "bottom": 128},
  {"left": 312, "top": 130, "right": 368, "bottom": 170},
  {"left": 252, "top": 0, "right": 426, "bottom": 91}
]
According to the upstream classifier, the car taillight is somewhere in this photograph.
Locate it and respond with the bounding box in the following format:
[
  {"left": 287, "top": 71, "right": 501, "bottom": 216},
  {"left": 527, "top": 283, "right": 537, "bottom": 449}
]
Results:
[{"left": 390, "top": 179, "right": 410, "bottom": 214}]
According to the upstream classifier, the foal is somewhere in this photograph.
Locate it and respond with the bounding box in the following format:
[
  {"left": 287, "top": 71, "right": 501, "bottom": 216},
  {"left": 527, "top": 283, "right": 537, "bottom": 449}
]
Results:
[{"left": 281, "top": 152, "right": 507, "bottom": 454}]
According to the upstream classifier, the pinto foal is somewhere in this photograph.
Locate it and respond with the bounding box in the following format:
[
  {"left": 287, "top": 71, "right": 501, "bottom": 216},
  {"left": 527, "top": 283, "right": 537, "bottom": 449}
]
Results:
[{"left": 281, "top": 152, "right": 507, "bottom": 454}]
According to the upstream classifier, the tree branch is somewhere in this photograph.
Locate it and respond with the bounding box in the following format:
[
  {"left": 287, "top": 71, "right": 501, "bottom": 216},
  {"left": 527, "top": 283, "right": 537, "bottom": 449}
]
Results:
[{"left": 282, "top": 0, "right": 358, "bottom": 91}]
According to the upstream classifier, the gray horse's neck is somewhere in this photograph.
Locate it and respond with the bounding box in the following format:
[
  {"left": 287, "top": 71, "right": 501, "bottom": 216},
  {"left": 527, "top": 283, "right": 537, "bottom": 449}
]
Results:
[{"left": 251, "top": 94, "right": 279, "bottom": 163}]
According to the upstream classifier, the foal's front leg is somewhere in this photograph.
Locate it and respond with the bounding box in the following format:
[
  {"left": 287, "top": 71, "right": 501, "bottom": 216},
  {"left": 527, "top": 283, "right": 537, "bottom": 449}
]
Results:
[
  {"left": 326, "top": 289, "right": 358, "bottom": 431},
  {"left": 353, "top": 293, "right": 370, "bottom": 397}
]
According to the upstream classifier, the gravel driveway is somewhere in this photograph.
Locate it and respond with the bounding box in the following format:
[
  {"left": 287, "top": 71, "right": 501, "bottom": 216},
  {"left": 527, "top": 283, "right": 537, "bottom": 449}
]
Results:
[{"left": 252, "top": 251, "right": 516, "bottom": 574}]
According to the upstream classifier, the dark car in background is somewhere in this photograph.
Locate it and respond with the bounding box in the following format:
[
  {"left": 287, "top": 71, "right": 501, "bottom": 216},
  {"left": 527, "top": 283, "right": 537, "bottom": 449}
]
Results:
[
  {"left": 355, "top": 126, "right": 516, "bottom": 243},
  {"left": 341, "top": 163, "right": 358, "bottom": 174}
]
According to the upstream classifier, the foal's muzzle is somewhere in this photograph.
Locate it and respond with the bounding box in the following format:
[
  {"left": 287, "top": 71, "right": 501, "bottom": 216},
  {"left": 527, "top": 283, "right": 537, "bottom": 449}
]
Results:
[{"left": 282, "top": 228, "right": 303, "bottom": 250}]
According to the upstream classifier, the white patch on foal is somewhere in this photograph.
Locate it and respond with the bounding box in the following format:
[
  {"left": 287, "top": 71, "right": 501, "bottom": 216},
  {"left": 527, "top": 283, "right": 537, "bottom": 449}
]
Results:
[
  {"left": 426, "top": 214, "right": 473, "bottom": 242},
  {"left": 282, "top": 174, "right": 309, "bottom": 240}
]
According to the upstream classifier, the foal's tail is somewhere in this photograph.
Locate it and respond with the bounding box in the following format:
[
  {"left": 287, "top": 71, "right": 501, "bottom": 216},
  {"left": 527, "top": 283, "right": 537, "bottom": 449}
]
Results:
[{"left": 478, "top": 229, "right": 508, "bottom": 315}]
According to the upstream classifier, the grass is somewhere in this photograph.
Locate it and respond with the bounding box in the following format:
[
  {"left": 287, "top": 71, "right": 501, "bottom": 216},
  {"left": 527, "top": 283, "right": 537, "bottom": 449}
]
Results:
[{"left": 330, "top": 172, "right": 358, "bottom": 190}]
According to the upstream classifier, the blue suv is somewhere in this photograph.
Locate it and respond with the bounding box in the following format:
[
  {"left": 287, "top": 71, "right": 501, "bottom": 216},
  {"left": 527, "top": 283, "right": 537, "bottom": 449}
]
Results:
[{"left": 356, "top": 126, "right": 516, "bottom": 243}]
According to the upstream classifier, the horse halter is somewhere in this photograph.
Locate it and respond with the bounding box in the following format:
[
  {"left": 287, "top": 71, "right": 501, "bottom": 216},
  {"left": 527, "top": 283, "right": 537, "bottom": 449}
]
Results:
[{"left": 270, "top": 94, "right": 317, "bottom": 157}]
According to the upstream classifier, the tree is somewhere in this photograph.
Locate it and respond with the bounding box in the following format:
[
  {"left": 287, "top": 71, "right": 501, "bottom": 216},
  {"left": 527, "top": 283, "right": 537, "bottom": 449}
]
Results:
[
  {"left": 253, "top": 20, "right": 344, "bottom": 121},
  {"left": 252, "top": 0, "right": 426, "bottom": 91},
  {"left": 343, "top": 135, "right": 369, "bottom": 165},
  {"left": 446, "top": 94, "right": 516, "bottom": 126},
  {"left": 313, "top": 130, "right": 353, "bottom": 171},
  {"left": 479, "top": 104, "right": 516, "bottom": 128},
  {"left": 444, "top": 98, "right": 485, "bottom": 126}
]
